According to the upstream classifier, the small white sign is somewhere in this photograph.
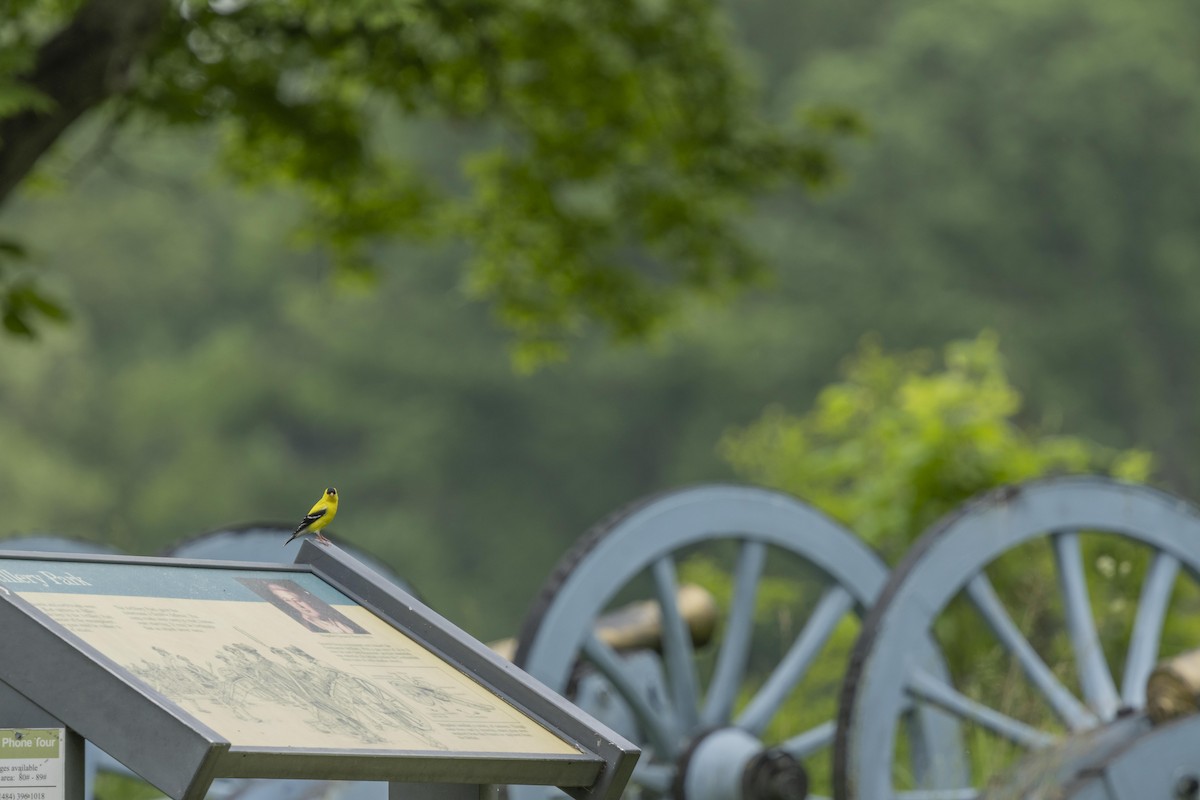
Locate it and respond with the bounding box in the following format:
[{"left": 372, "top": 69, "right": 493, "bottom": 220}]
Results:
[{"left": 0, "top": 729, "right": 64, "bottom": 800}]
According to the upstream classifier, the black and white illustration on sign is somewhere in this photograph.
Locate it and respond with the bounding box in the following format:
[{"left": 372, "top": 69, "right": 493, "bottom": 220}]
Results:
[{"left": 125, "top": 643, "right": 445, "bottom": 749}]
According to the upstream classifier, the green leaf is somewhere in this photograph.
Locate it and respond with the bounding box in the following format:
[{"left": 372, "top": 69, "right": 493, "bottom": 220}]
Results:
[
  {"left": 0, "top": 239, "right": 28, "bottom": 259},
  {"left": 0, "top": 81, "right": 53, "bottom": 118},
  {"left": 0, "top": 280, "right": 70, "bottom": 339},
  {"left": 1, "top": 308, "right": 34, "bottom": 337},
  {"left": 26, "top": 290, "right": 69, "bottom": 321}
]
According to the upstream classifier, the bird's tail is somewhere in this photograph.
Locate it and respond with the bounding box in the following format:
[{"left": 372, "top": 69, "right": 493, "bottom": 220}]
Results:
[{"left": 283, "top": 532, "right": 300, "bottom": 546}]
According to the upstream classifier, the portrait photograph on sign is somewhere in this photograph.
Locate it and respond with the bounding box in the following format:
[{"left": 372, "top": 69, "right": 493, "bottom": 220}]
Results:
[
  {"left": 237, "top": 577, "right": 368, "bottom": 635},
  {"left": 0, "top": 558, "right": 580, "bottom": 757}
]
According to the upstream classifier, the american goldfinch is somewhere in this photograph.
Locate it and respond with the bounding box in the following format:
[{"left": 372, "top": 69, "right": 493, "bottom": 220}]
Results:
[{"left": 285, "top": 487, "right": 338, "bottom": 546}]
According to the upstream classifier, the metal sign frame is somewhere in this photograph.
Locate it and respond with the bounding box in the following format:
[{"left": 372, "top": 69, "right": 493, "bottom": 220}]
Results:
[{"left": 0, "top": 542, "right": 638, "bottom": 800}]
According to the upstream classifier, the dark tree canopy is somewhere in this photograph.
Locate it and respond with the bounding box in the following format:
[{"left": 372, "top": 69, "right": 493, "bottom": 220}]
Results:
[{"left": 0, "top": 0, "right": 859, "bottom": 360}]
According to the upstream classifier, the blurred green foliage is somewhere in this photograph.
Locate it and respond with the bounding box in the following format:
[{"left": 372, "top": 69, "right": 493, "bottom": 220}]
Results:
[
  {"left": 0, "top": 238, "right": 67, "bottom": 336},
  {"left": 721, "top": 333, "right": 1152, "bottom": 559},
  {"left": 743, "top": 0, "right": 1200, "bottom": 488},
  {"left": 93, "top": 773, "right": 162, "bottom": 800},
  {"left": 1, "top": 129, "right": 790, "bottom": 638},
  {"left": 0, "top": 0, "right": 860, "bottom": 362}
]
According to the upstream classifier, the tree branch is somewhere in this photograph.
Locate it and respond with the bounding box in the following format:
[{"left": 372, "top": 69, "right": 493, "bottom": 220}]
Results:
[{"left": 0, "top": 0, "right": 166, "bottom": 207}]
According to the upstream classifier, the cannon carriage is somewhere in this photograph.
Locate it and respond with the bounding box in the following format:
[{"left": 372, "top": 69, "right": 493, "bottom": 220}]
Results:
[{"left": 6, "top": 477, "right": 1200, "bottom": 800}]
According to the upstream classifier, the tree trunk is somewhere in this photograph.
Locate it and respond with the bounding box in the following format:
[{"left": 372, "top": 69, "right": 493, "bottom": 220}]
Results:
[{"left": 0, "top": 0, "right": 166, "bottom": 207}]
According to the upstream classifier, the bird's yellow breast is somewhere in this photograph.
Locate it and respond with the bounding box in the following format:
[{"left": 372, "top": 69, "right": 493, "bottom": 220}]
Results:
[{"left": 307, "top": 496, "right": 338, "bottom": 530}]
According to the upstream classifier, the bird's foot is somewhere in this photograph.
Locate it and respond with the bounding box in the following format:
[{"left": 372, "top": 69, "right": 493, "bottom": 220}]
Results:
[{"left": 316, "top": 533, "right": 333, "bottom": 546}]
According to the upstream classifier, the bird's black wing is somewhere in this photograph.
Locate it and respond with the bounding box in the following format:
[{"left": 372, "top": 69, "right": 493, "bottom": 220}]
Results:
[{"left": 294, "top": 507, "right": 327, "bottom": 534}]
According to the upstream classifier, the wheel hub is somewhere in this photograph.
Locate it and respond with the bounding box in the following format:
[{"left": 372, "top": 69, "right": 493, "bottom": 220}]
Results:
[{"left": 674, "top": 727, "right": 808, "bottom": 800}]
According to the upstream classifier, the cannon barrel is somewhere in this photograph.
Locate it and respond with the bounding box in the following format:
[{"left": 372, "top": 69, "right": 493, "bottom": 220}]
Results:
[
  {"left": 1147, "top": 647, "right": 1200, "bottom": 723},
  {"left": 490, "top": 583, "right": 718, "bottom": 661}
]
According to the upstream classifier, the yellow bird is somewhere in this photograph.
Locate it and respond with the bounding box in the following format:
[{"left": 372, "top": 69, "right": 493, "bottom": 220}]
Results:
[{"left": 285, "top": 488, "right": 338, "bottom": 546}]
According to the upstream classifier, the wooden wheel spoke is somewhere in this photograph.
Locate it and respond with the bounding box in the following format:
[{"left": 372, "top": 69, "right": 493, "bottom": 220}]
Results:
[
  {"left": 965, "top": 573, "right": 1096, "bottom": 730},
  {"left": 631, "top": 762, "right": 673, "bottom": 794},
  {"left": 778, "top": 719, "right": 836, "bottom": 759},
  {"left": 1052, "top": 531, "right": 1121, "bottom": 719},
  {"left": 701, "top": 540, "right": 767, "bottom": 727},
  {"left": 652, "top": 556, "right": 701, "bottom": 730},
  {"left": 737, "top": 585, "right": 853, "bottom": 734},
  {"left": 907, "top": 669, "right": 1057, "bottom": 750},
  {"left": 1121, "top": 550, "right": 1179, "bottom": 707},
  {"left": 582, "top": 634, "right": 679, "bottom": 756}
]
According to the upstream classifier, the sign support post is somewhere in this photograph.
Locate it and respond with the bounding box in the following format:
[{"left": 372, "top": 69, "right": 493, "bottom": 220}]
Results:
[{"left": 390, "top": 782, "right": 483, "bottom": 800}]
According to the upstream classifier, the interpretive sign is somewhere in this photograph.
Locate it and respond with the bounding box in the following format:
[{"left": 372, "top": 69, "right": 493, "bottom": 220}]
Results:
[
  {"left": 0, "top": 546, "right": 637, "bottom": 800},
  {"left": 0, "top": 560, "right": 568, "bottom": 755},
  {"left": 0, "top": 729, "right": 63, "bottom": 800}
]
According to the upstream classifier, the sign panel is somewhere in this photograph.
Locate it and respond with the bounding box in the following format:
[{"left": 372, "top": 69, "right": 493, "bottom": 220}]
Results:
[
  {"left": 0, "top": 729, "right": 63, "bottom": 800},
  {"left": 0, "top": 560, "right": 577, "bottom": 757}
]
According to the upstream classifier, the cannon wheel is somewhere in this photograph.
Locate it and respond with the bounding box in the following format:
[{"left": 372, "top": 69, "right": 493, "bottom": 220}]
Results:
[
  {"left": 834, "top": 477, "right": 1200, "bottom": 800},
  {"left": 513, "top": 485, "right": 966, "bottom": 800}
]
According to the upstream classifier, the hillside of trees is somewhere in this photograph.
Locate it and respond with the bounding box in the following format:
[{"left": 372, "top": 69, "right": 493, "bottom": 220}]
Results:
[{"left": 1, "top": 0, "right": 1197, "bottom": 642}]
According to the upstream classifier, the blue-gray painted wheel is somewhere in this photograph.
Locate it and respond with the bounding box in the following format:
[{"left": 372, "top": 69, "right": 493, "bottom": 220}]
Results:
[
  {"left": 512, "top": 484, "right": 967, "bottom": 800},
  {"left": 834, "top": 476, "right": 1200, "bottom": 800}
]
